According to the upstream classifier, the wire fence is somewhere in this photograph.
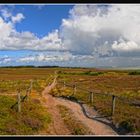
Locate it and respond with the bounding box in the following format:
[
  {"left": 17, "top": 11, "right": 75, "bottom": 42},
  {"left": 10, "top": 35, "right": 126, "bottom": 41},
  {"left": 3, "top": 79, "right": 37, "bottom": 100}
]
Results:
[
  {"left": 10, "top": 74, "right": 57, "bottom": 113},
  {"left": 57, "top": 81, "right": 140, "bottom": 116},
  {"left": 10, "top": 80, "right": 33, "bottom": 113}
]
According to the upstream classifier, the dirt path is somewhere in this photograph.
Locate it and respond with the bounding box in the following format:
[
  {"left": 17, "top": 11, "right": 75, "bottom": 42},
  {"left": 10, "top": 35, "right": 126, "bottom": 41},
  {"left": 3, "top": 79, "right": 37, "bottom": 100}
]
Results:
[
  {"left": 55, "top": 98, "right": 118, "bottom": 135},
  {"left": 42, "top": 85, "right": 118, "bottom": 135},
  {"left": 41, "top": 87, "right": 71, "bottom": 135}
]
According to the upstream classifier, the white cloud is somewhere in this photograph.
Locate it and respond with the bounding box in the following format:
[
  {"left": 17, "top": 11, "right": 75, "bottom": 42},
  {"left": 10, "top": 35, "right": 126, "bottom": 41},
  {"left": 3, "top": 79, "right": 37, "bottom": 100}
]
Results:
[
  {"left": 18, "top": 52, "right": 75, "bottom": 63},
  {"left": 36, "top": 30, "right": 64, "bottom": 51},
  {"left": 0, "top": 16, "right": 63, "bottom": 51},
  {"left": 0, "top": 7, "right": 64, "bottom": 51},
  {"left": 112, "top": 40, "right": 140, "bottom": 52},
  {"left": 0, "top": 55, "right": 12, "bottom": 64},
  {"left": 1, "top": 9, "right": 12, "bottom": 20},
  {"left": 0, "top": 5, "right": 140, "bottom": 67},
  {"left": 11, "top": 13, "right": 25, "bottom": 23},
  {"left": 60, "top": 4, "right": 140, "bottom": 56},
  {"left": 0, "top": 17, "right": 12, "bottom": 38},
  {"left": 1, "top": 4, "right": 140, "bottom": 55}
]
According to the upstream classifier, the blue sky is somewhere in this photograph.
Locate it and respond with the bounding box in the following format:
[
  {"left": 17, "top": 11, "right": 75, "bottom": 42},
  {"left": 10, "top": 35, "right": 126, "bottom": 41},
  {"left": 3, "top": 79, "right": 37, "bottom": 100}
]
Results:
[
  {"left": 0, "top": 4, "right": 74, "bottom": 66},
  {"left": 0, "top": 4, "right": 140, "bottom": 67},
  {"left": 15, "top": 5, "right": 73, "bottom": 38}
]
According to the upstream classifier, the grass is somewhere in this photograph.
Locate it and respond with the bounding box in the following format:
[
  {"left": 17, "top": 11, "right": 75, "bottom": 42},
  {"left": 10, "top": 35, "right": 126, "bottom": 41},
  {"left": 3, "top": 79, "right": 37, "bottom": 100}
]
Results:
[
  {"left": 58, "top": 70, "right": 104, "bottom": 76},
  {"left": 0, "top": 67, "right": 139, "bottom": 135},
  {"left": 0, "top": 94, "right": 51, "bottom": 135},
  {"left": 51, "top": 68, "right": 140, "bottom": 134},
  {"left": 0, "top": 68, "right": 55, "bottom": 135},
  {"left": 57, "top": 105, "right": 93, "bottom": 135},
  {"left": 52, "top": 86, "right": 140, "bottom": 134}
]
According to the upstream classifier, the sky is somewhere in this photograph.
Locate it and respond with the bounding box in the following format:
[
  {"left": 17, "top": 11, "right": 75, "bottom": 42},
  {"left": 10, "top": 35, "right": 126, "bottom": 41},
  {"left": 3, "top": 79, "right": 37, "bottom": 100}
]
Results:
[{"left": 0, "top": 4, "right": 140, "bottom": 68}]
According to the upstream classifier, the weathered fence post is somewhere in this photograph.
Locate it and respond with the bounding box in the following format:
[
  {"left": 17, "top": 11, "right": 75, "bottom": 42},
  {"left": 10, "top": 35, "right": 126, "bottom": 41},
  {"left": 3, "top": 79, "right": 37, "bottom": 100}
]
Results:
[
  {"left": 17, "top": 89, "right": 21, "bottom": 113},
  {"left": 26, "top": 89, "right": 29, "bottom": 101},
  {"left": 73, "top": 84, "right": 76, "bottom": 96},
  {"left": 89, "top": 92, "right": 93, "bottom": 104},
  {"left": 91, "top": 92, "right": 93, "bottom": 104},
  {"left": 111, "top": 95, "right": 116, "bottom": 116}
]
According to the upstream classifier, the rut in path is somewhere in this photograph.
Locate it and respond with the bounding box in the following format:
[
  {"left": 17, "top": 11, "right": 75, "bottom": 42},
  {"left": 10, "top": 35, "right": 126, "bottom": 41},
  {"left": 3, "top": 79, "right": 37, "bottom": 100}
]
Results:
[{"left": 42, "top": 85, "right": 118, "bottom": 135}]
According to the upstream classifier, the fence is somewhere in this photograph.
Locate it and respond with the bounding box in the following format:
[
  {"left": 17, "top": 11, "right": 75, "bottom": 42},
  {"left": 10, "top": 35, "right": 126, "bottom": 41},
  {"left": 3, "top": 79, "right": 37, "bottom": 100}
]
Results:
[
  {"left": 10, "top": 73, "right": 57, "bottom": 113},
  {"left": 57, "top": 81, "right": 140, "bottom": 116},
  {"left": 10, "top": 80, "right": 33, "bottom": 113}
]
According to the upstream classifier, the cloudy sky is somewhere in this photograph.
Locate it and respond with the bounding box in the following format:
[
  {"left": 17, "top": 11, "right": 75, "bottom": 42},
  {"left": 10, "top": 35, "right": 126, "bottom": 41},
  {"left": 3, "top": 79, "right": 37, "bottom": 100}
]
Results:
[{"left": 0, "top": 4, "right": 140, "bottom": 67}]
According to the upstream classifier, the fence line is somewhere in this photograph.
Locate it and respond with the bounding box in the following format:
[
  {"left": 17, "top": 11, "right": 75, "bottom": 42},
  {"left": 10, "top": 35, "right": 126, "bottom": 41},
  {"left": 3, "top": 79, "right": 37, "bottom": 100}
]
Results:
[
  {"left": 10, "top": 80, "right": 33, "bottom": 112},
  {"left": 58, "top": 81, "right": 140, "bottom": 116}
]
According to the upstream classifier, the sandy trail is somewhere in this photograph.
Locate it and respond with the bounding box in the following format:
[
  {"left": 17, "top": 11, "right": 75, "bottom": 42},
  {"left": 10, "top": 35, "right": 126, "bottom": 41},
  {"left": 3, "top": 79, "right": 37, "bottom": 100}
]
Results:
[
  {"left": 41, "top": 87, "right": 71, "bottom": 135},
  {"left": 42, "top": 84, "right": 118, "bottom": 135}
]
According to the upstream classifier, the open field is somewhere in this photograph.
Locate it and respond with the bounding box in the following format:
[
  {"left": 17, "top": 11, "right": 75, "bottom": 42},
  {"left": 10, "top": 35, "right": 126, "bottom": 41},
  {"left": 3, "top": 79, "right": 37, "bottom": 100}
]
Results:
[
  {"left": 52, "top": 68, "right": 140, "bottom": 134},
  {"left": 0, "top": 67, "right": 139, "bottom": 135},
  {"left": 0, "top": 68, "right": 54, "bottom": 135}
]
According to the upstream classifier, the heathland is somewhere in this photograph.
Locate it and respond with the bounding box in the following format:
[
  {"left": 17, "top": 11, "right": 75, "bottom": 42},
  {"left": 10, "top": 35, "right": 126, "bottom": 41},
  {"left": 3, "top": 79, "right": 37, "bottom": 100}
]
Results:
[{"left": 0, "top": 67, "right": 139, "bottom": 135}]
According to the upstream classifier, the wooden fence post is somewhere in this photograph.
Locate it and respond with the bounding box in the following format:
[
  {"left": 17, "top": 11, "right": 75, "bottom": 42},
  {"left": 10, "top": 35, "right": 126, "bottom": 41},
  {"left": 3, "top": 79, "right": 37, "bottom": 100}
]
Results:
[
  {"left": 91, "top": 92, "right": 93, "bottom": 104},
  {"left": 73, "top": 84, "right": 76, "bottom": 96},
  {"left": 111, "top": 95, "right": 116, "bottom": 116},
  {"left": 17, "top": 89, "right": 21, "bottom": 113},
  {"left": 89, "top": 92, "right": 93, "bottom": 104}
]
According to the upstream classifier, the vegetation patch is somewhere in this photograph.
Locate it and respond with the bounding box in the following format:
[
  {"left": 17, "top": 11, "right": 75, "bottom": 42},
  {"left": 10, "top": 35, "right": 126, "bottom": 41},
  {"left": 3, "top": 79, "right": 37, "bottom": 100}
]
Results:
[
  {"left": 0, "top": 94, "right": 51, "bottom": 135},
  {"left": 58, "top": 70, "right": 104, "bottom": 76},
  {"left": 128, "top": 70, "right": 140, "bottom": 75}
]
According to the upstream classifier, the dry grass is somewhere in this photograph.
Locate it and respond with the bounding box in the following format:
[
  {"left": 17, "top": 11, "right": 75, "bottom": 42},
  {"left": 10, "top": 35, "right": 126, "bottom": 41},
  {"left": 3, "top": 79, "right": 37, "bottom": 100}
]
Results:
[
  {"left": 53, "top": 68, "right": 140, "bottom": 134},
  {"left": 0, "top": 67, "right": 139, "bottom": 135}
]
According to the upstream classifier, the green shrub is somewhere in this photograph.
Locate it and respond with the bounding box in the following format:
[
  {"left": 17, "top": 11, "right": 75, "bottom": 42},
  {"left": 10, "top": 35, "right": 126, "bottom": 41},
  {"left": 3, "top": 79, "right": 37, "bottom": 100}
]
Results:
[
  {"left": 119, "top": 120, "right": 135, "bottom": 132},
  {"left": 128, "top": 71, "right": 140, "bottom": 75}
]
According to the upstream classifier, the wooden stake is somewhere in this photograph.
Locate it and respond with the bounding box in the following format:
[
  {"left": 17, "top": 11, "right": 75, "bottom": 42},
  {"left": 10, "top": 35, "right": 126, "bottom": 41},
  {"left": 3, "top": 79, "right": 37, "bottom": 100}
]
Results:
[
  {"left": 91, "top": 92, "right": 93, "bottom": 104},
  {"left": 73, "top": 84, "right": 76, "bottom": 96},
  {"left": 112, "top": 95, "right": 116, "bottom": 116},
  {"left": 17, "top": 90, "right": 21, "bottom": 113}
]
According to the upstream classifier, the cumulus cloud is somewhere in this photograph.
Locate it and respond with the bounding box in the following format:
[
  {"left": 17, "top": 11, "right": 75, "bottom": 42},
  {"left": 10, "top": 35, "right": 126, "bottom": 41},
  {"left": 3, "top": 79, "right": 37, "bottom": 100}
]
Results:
[
  {"left": 0, "top": 17, "right": 12, "bottom": 39},
  {"left": 11, "top": 13, "right": 25, "bottom": 23},
  {"left": 0, "top": 4, "right": 140, "bottom": 67},
  {"left": 112, "top": 40, "right": 140, "bottom": 52},
  {"left": 1, "top": 4, "right": 140, "bottom": 55},
  {"left": 60, "top": 4, "right": 140, "bottom": 57},
  {"left": 0, "top": 7, "right": 64, "bottom": 51},
  {"left": 0, "top": 16, "right": 64, "bottom": 51}
]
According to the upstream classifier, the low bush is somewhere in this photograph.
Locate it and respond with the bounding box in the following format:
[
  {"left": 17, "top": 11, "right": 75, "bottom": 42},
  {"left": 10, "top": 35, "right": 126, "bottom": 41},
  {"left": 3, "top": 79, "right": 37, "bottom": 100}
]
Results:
[{"left": 128, "top": 71, "right": 140, "bottom": 75}]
